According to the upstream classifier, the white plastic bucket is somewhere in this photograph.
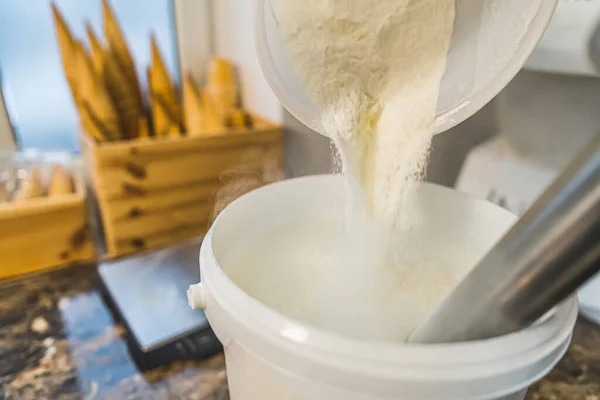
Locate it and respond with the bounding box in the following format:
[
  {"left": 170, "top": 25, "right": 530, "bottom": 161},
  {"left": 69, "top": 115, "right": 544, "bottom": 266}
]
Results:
[
  {"left": 255, "top": 0, "right": 558, "bottom": 136},
  {"left": 188, "top": 175, "right": 578, "bottom": 400}
]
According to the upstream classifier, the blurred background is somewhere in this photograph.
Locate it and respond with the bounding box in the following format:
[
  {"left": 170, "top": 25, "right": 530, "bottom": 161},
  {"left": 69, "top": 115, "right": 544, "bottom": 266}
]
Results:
[
  {"left": 0, "top": 0, "right": 178, "bottom": 151},
  {"left": 1, "top": 1, "right": 599, "bottom": 190}
]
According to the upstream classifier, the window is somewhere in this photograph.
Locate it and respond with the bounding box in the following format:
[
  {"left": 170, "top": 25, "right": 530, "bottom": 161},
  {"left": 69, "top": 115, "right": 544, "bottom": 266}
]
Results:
[{"left": 0, "top": 0, "right": 178, "bottom": 152}]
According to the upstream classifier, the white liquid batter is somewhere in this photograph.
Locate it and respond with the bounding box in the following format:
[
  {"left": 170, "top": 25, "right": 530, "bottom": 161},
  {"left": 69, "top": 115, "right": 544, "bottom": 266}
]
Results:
[{"left": 224, "top": 219, "right": 480, "bottom": 342}]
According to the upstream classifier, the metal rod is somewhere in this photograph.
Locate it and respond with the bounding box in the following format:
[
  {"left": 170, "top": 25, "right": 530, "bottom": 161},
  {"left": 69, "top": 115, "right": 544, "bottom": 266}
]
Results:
[{"left": 410, "top": 134, "right": 600, "bottom": 344}]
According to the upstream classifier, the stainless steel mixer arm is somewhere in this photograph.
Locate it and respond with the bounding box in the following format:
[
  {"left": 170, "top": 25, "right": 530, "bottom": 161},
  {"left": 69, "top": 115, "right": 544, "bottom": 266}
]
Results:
[{"left": 410, "top": 133, "right": 600, "bottom": 344}]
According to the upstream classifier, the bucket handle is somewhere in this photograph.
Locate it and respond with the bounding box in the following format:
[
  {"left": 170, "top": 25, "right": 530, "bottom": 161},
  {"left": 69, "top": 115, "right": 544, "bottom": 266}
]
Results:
[{"left": 188, "top": 283, "right": 207, "bottom": 309}]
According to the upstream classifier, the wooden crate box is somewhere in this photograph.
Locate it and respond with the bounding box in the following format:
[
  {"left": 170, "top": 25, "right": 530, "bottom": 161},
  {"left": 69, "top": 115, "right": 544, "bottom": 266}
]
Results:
[
  {"left": 82, "top": 116, "right": 283, "bottom": 258},
  {"left": 0, "top": 174, "right": 95, "bottom": 279}
]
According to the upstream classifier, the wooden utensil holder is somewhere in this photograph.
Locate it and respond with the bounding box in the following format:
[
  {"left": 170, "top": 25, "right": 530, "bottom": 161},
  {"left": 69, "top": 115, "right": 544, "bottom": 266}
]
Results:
[
  {"left": 0, "top": 171, "right": 95, "bottom": 279},
  {"left": 81, "top": 115, "right": 283, "bottom": 258}
]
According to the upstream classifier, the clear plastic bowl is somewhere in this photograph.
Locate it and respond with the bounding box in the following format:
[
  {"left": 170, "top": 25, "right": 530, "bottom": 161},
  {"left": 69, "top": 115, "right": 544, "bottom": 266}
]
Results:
[{"left": 256, "top": 0, "right": 558, "bottom": 136}]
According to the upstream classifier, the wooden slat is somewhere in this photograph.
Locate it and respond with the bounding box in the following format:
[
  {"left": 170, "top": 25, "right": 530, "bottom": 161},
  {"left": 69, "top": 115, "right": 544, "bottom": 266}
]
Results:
[
  {"left": 0, "top": 194, "right": 82, "bottom": 221},
  {"left": 102, "top": 180, "right": 220, "bottom": 222},
  {"left": 1, "top": 242, "right": 94, "bottom": 279},
  {"left": 92, "top": 123, "right": 281, "bottom": 166},
  {"left": 94, "top": 144, "right": 281, "bottom": 200},
  {"left": 0, "top": 202, "right": 83, "bottom": 236},
  {"left": 110, "top": 201, "right": 212, "bottom": 240},
  {"left": 0, "top": 203, "right": 95, "bottom": 279}
]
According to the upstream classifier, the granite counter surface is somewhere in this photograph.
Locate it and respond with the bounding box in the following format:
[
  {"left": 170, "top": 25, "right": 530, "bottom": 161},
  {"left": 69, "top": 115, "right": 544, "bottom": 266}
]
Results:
[{"left": 0, "top": 265, "right": 598, "bottom": 399}]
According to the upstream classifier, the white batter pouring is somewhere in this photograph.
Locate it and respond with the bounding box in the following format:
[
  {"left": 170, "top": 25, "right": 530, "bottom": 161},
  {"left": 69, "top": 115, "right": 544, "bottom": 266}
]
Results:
[
  {"left": 224, "top": 0, "right": 458, "bottom": 342},
  {"left": 271, "top": 0, "right": 455, "bottom": 226}
]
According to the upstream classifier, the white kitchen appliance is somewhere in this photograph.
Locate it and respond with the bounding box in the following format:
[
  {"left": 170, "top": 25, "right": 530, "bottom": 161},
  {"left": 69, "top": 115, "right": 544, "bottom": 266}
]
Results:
[{"left": 457, "top": 0, "right": 600, "bottom": 325}]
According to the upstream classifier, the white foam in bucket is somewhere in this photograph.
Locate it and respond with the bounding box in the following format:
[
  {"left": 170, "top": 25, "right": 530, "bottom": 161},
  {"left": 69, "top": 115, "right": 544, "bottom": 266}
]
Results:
[{"left": 189, "top": 175, "right": 578, "bottom": 400}]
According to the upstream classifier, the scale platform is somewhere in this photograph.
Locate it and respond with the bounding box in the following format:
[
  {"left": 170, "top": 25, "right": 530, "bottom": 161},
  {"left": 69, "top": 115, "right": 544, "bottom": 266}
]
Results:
[{"left": 99, "top": 238, "right": 222, "bottom": 370}]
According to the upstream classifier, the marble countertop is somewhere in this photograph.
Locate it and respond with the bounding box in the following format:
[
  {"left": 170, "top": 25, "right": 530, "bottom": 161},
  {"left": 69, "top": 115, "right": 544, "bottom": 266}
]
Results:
[{"left": 0, "top": 264, "right": 598, "bottom": 399}]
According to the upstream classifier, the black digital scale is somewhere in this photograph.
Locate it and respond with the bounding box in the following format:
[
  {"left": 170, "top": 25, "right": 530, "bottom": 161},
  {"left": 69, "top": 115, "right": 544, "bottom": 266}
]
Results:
[{"left": 98, "top": 238, "right": 222, "bottom": 370}]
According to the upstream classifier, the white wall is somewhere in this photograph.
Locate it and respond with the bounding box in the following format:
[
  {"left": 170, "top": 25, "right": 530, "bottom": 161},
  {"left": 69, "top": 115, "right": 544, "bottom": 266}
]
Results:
[
  {"left": 496, "top": 70, "right": 600, "bottom": 169},
  {"left": 212, "top": 0, "right": 283, "bottom": 123},
  {"left": 174, "top": 0, "right": 213, "bottom": 84}
]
